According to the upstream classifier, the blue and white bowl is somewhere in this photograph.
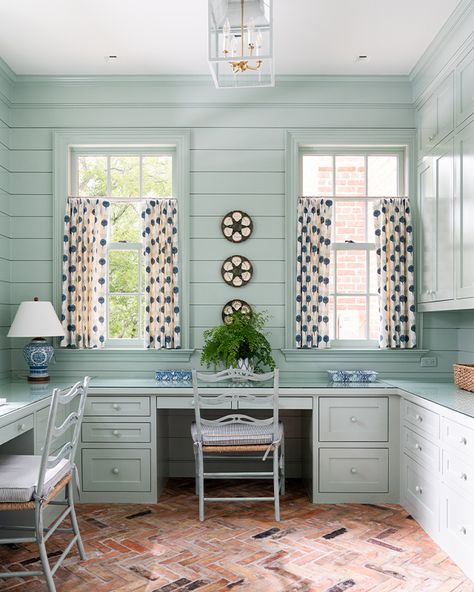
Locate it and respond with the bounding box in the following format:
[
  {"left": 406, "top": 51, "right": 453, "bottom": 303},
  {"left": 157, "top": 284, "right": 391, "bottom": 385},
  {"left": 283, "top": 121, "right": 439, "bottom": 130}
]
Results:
[
  {"left": 155, "top": 370, "right": 192, "bottom": 384},
  {"left": 327, "top": 370, "right": 378, "bottom": 383}
]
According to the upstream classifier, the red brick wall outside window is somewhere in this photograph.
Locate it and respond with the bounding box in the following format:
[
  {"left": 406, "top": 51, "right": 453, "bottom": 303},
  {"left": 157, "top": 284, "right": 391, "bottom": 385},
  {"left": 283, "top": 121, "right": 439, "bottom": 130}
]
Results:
[{"left": 302, "top": 152, "right": 401, "bottom": 343}]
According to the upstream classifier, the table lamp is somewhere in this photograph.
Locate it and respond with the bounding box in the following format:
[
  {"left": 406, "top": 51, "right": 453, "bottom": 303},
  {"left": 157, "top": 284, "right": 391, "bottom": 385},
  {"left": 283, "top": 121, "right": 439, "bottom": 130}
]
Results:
[{"left": 8, "top": 297, "right": 65, "bottom": 382}]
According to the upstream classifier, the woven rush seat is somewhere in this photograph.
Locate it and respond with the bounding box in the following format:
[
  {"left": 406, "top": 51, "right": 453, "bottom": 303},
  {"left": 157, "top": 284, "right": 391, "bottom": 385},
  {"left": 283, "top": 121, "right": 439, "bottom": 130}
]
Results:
[
  {"left": 0, "top": 454, "right": 71, "bottom": 504},
  {"left": 191, "top": 420, "right": 283, "bottom": 447}
]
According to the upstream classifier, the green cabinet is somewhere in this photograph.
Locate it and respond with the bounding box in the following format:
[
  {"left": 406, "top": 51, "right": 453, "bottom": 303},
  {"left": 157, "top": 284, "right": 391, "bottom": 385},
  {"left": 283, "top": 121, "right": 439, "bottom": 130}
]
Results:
[
  {"left": 417, "top": 139, "right": 454, "bottom": 306},
  {"left": 417, "top": 72, "right": 454, "bottom": 156},
  {"left": 81, "top": 448, "right": 151, "bottom": 492},
  {"left": 455, "top": 119, "right": 474, "bottom": 300}
]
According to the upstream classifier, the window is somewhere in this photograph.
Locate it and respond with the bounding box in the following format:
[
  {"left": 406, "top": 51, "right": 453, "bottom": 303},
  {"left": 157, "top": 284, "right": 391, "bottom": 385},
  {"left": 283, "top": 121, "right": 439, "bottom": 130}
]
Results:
[
  {"left": 72, "top": 150, "right": 174, "bottom": 347},
  {"left": 301, "top": 150, "right": 405, "bottom": 345}
]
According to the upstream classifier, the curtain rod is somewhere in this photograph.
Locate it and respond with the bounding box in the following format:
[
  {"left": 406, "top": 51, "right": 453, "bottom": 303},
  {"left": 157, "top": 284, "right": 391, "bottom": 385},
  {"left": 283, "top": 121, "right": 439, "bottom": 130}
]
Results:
[{"left": 68, "top": 196, "right": 175, "bottom": 203}]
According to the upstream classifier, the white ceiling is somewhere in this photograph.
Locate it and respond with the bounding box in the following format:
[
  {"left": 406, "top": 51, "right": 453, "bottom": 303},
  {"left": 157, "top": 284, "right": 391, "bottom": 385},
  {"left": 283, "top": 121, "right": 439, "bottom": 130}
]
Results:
[{"left": 0, "top": 0, "right": 462, "bottom": 76}]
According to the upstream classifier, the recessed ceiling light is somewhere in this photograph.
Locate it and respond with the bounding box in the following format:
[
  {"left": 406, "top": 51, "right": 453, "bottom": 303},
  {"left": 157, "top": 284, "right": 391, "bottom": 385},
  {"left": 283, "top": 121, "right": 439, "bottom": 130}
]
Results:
[
  {"left": 104, "top": 55, "right": 118, "bottom": 63},
  {"left": 355, "top": 55, "right": 369, "bottom": 63}
]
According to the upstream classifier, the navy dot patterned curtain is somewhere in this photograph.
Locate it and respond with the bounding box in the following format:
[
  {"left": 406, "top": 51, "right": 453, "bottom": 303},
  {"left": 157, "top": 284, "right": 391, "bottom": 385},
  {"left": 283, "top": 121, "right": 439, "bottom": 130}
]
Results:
[
  {"left": 60, "top": 198, "right": 110, "bottom": 348},
  {"left": 296, "top": 197, "right": 333, "bottom": 348},
  {"left": 373, "top": 198, "right": 416, "bottom": 349},
  {"left": 141, "top": 199, "right": 180, "bottom": 349}
]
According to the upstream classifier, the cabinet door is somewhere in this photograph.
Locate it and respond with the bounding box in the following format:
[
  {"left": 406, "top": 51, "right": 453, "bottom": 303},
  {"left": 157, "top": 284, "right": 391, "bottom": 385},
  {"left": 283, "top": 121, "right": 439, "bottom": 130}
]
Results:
[
  {"left": 433, "top": 139, "right": 454, "bottom": 302},
  {"left": 436, "top": 72, "right": 454, "bottom": 142},
  {"left": 456, "top": 48, "right": 474, "bottom": 125},
  {"left": 418, "top": 96, "right": 437, "bottom": 155},
  {"left": 418, "top": 160, "right": 436, "bottom": 302},
  {"left": 455, "top": 120, "right": 474, "bottom": 299}
]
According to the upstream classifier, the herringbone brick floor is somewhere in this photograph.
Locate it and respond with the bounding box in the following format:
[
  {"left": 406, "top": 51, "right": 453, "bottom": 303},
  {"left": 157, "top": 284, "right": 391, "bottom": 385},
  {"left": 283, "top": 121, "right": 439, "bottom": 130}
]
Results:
[{"left": 0, "top": 480, "right": 472, "bottom": 592}]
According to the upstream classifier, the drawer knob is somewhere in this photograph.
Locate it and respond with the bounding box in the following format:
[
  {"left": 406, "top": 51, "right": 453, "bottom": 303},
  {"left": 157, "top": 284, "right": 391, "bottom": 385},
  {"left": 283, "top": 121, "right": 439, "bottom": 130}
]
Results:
[
  {"left": 112, "top": 467, "right": 120, "bottom": 475},
  {"left": 460, "top": 472, "right": 468, "bottom": 481},
  {"left": 350, "top": 467, "right": 357, "bottom": 474},
  {"left": 460, "top": 436, "right": 468, "bottom": 446},
  {"left": 112, "top": 404, "right": 121, "bottom": 411},
  {"left": 350, "top": 416, "right": 357, "bottom": 423},
  {"left": 428, "top": 135, "right": 435, "bottom": 142},
  {"left": 459, "top": 525, "right": 467, "bottom": 535},
  {"left": 415, "top": 485, "right": 423, "bottom": 494},
  {"left": 18, "top": 423, "right": 25, "bottom": 431},
  {"left": 415, "top": 414, "right": 423, "bottom": 422},
  {"left": 112, "top": 430, "right": 120, "bottom": 436},
  {"left": 415, "top": 443, "right": 422, "bottom": 451}
]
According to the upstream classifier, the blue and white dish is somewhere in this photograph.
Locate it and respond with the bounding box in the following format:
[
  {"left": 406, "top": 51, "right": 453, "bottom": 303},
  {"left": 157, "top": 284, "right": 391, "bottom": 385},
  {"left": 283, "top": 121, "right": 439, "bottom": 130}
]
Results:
[
  {"left": 327, "top": 370, "right": 378, "bottom": 383},
  {"left": 155, "top": 370, "right": 192, "bottom": 384}
]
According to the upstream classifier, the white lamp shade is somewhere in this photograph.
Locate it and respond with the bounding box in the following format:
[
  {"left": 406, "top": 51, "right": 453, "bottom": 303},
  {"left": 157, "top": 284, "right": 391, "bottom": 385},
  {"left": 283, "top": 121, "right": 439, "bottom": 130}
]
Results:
[{"left": 8, "top": 300, "right": 65, "bottom": 338}]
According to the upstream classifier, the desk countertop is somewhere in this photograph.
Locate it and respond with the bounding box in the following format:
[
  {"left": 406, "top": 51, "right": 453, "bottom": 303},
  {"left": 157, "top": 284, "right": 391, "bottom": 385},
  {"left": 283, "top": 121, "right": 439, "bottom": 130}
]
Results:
[{"left": 0, "top": 376, "right": 473, "bottom": 421}]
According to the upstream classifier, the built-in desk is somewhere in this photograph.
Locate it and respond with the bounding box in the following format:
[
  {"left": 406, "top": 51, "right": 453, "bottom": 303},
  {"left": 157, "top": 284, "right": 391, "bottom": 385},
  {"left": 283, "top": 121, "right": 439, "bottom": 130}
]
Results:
[{"left": 1, "top": 376, "right": 474, "bottom": 577}]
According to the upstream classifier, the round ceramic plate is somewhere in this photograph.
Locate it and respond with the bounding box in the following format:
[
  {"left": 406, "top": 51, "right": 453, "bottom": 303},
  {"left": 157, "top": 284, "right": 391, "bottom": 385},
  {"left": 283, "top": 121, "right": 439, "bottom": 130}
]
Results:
[
  {"left": 221, "top": 299, "right": 252, "bottom": 324},
  {"left": 221, "top": 210, "right": 253, "bottom": 243},
  {"left": 221, "top": 255, "right": 253, "bottom": 287}
]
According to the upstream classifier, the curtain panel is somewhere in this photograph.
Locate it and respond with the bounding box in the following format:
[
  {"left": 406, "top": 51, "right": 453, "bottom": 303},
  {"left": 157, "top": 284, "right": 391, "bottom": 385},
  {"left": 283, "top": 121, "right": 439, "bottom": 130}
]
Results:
[
  {"left": 60, "top": 198, "right": 110, "bottom": 348},
  {"left": 141, "top": 199, "right": 180, "bottom": 349},
  {"left": 373, "top": 198, "right": 416, "bottom": 349},
  {"left": 295, "top": 197, "right": 333, "bottom": 348}
]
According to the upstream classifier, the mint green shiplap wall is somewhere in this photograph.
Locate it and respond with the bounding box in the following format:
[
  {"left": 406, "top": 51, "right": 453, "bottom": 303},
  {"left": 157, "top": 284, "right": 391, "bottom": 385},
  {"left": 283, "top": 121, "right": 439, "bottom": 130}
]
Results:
[
  {"left": 0, "top": 64, "right": 12, "bottom": 379},
  {"left": 1, "top": 74, "right": 455, "bottom": 380}
]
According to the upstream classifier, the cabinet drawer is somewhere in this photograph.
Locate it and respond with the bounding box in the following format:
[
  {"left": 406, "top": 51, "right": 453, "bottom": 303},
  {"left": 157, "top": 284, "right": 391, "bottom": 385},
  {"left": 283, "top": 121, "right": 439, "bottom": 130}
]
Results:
[
  {"left": 156, "top": 396, "right": 231, "bottom": 410},
  {"left": 82, "top": 422, "right": 151, "bottom": 443},
  {"left": 319, "top": 448, "right": 388, "bottom": 493},
  {"left": 239, "top": 397, "right": 313, "bottom": 410},
  {"left": 402, "top": 425, "right": 439, "bottom": 472},
  {"left": 85, "top": 396, "right": 150, "bottom": 417},
  {"left": 441, "top": 485, "right": 474, "bottom": 574},
  {"left": 403, "top": 400, "right": 439, "bottom": 439},
  {"left": 319, "top": 397, "right": 388, "bottom": 442},
  {"left": 0, "top": 414, "right": 34, "bottom": 446},
  {"left": 81, "top": 449, "right": 151, "bottom": 492},
  {"left": 441, "top": 416, "right": 474, "bottom": 459},
  {"left": 402, "top": 454, "right": 439, "bottom": 532},
  {"left": 443, "top": 449, "right": 474, "bottom": 499}
]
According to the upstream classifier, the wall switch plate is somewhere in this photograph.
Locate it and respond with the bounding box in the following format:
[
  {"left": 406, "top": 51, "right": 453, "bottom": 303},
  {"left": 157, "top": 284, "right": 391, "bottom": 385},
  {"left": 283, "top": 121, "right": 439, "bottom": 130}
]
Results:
[{"left": 420, "top": 357, "right": 438, "bottom": 368}]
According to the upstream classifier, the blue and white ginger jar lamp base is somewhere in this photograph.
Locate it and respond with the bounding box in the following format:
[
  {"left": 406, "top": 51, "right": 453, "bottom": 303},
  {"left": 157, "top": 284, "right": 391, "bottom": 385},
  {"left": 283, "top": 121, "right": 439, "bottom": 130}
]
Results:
[{"left": 23, "top": 338, "right": 55, "bottom": 382}]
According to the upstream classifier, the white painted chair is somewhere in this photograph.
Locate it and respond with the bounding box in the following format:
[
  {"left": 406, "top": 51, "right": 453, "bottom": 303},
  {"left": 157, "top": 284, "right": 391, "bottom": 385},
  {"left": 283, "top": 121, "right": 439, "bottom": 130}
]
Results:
[
  {"left": 191, "top": 368, "right": 284, "bottom": 521},
  {"left": 0, "top": 377, "right": 90, "bottom": 592}
]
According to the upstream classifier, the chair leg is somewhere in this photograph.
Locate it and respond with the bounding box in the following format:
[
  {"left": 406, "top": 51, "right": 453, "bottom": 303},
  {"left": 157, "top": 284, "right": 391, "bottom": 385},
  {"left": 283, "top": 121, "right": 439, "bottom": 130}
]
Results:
[
  {"left": 194, "top": 448, "right": 199, "bottom": 496},
  {"left": 67, "top": 479, "right": 86, "bottom": 560},
  {"left": 35, "top": 502, "right": 56, "bottom": 592},
  {"left": 273, "top": 446, "right": 280, "bottom": 522},
  {"left": 280, "top": 437, "right": 286, "bottom": 496},
  {"left": 197, "top": 448, "right": 205, "bottom": 521}
]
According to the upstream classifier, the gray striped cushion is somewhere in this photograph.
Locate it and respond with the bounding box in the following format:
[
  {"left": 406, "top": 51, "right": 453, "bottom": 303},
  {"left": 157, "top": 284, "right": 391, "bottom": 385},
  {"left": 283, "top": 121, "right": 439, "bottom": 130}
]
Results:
[{"left": 191, "top": 421, "right": 283, "bottom": 446}]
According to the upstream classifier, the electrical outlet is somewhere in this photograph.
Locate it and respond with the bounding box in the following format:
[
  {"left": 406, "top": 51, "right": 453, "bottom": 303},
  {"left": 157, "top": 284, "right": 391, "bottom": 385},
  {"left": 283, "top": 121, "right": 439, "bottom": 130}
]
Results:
[{"left": 420, "top": 356, "right": 437, "bottom": 368}]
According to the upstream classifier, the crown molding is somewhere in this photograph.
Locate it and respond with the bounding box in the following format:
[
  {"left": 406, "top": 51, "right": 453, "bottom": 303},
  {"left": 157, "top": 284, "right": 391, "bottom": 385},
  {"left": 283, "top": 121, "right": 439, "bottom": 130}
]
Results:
[{"left": 410, "top": 0, "right": 474, "bottom": 83}]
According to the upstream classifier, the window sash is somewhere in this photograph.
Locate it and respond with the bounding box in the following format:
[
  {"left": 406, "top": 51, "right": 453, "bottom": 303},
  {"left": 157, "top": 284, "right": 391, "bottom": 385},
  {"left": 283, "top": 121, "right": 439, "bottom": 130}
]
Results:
[
  {"left": 300, "top": 149, "right": 405, "bottom": 345},
  {"left": 71, "top": 148, "right": 176, "bottom": 347}
]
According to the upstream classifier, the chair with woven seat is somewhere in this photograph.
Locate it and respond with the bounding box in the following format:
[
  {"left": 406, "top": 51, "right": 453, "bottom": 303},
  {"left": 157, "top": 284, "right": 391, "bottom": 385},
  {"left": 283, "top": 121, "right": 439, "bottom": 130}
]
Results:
[
  {"left": 0, "top": 377, "right": 90, "bottom": 592},
  {"left": 191, "top": 368, "right": 284, "bottom": 521}
]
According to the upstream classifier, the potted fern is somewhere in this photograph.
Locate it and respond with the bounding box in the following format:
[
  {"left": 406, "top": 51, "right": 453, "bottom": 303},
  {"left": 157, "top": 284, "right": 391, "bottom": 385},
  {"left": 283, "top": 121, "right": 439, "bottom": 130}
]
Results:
[{"left": 201, "top": 310, "right": 275, "bottom": 373}]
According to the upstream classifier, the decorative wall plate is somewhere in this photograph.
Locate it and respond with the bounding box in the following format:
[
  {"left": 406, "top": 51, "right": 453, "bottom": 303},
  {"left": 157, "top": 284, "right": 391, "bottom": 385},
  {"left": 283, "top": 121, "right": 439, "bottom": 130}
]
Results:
[
  {"left": 222, "top": 299, "right": 252, "bottom": 324},
  {"left": 221, "top": 255, "right": 253, "bottom": 287},
  {"left": 221, "top": 210, "right": 253, "bottom": 243}
]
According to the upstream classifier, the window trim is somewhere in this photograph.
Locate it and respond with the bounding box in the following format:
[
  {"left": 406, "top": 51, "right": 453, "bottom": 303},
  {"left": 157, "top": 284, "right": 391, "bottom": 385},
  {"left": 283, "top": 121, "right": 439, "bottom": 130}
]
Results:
[
  {"left": 285, "top": 128, "right": 417, "bottom": 352},
  {"left": 53, "top": 129, "right": 192, "bottom": 355}
]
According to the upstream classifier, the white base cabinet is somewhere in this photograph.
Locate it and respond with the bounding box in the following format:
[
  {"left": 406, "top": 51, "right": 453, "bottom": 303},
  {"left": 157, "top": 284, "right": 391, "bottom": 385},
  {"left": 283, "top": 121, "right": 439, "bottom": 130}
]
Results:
[{"left": 400, "top": 396, "right": 474, "bottom": 580}]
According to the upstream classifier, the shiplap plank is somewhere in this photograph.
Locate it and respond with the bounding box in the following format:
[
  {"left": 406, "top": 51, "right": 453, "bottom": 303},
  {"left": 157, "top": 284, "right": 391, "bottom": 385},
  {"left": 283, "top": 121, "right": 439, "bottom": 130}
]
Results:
[
  {"left": 190, "top": 260, "right": 284, "bottom": 283},
  {"left": 191, "top": 216, "right": 284, "bottom": 239},
  {"left": 190, "top": 238, "right": 284, "bottom": 261},
  {"left": 9, "top": 172, "right": 51, "bottom": 195},
  {"left": 191, "top": 304, "right": 284, "bottom": 327},
  {"left": 10, "top": 195, "right": 52, "bottom": 217},
  {"left": 0, "top": 169, "right": 8, "bottom": 193},
  {"left": 190, "top": 194, "right": 284, "bottom": 216},
  {"left": 194, "top": 128, "right": 283, "bottom": 150},
  {"left": 191, "top": 171, "right": 284, "bottom": 194},
  {"left": 11, "top": 282, "right": 52, "bottom": 303},
  {"left": 0, "top": 144, "right": 8, "bottom": 170},
  {"left": 11, "top": 238, "right": 51, "bottom": 261},
  {"left": 11, "top": 260, "right": 51, "bottom": 283},
  {"left": 9, "top": 150, "right": 52, "bottom": 172},
  {"left": 191, "top": 149, "right": 284, "bottom": 172},
  {"left": 422, "top": 327, "right": 458, "bottom": 351},
  {"left": 9, "top": 129, "right": 52, "bottom": 150},
  {"left": 190, "top": 283, "right": 285, "bottom": 305},
  {"left": 11, "top": 217, "right": 52, "bottom": 239}
]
